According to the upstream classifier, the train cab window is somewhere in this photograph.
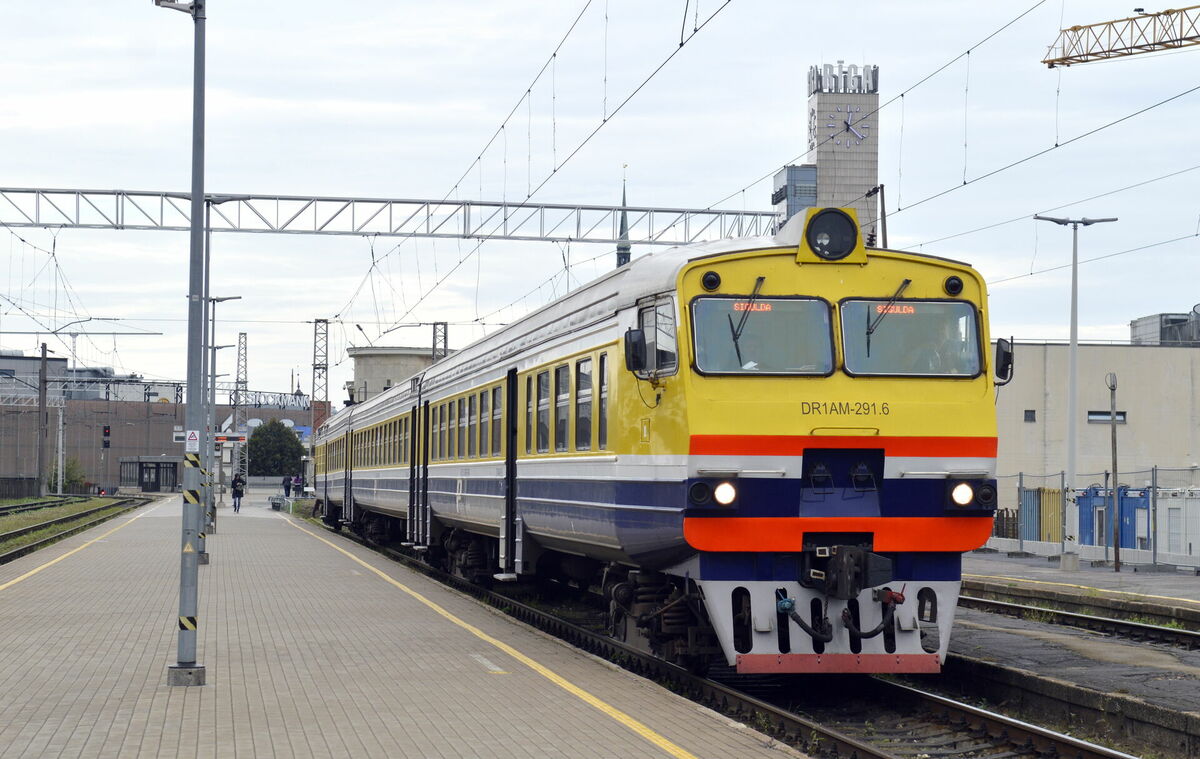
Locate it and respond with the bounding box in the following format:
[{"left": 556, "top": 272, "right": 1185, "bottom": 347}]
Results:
[
  {"left": 536, "top": 370, "right": 550, "bottom": 453},
  {"left": 691, "top": 297, "right": 833, "bottom": 374},
  {"left": 468, "top": 395, "right": 477, "bottom": 457},
  {"left": 598, "top": 353, "right": 609, "bottom": 450},
  {"left": 575, "top": 358, "right": 592, "bottom": 451},
  {"left": 525, "top": 377, "right": 533, "bottom": 454},
  {"left": 841, "top": 300, "right": 981, "bottom": 377},
  {"left": 492, "top": 386, "right": 503, "bottom": 455},
  {"left": 478, "top": 391, "right": 488, "bottom": 458},
  {"left": 638, "top": 299, "right": 678, "bottom": 374},
  {"left": 554, "top": 365, "right": 570, "bottom": 452}
]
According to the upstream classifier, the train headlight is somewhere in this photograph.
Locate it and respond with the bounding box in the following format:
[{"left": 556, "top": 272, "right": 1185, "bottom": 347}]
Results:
[
  {"left": 950, "top": 482, "right": 975, "bottom": 506},
  {"left": 713, "top": 481, "right": 738, "bottom": 506}
]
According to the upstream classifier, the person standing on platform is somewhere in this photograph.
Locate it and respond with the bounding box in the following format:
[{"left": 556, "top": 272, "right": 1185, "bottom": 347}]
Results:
[
  {"left": 282, "top": 475, "right": 292, "bottom": 498},
  {"left": 293, "top": 474, "right": 303, "bottom": 496},
  {"left": 231, "top": 474, "right": 245, "bottom": 513}
]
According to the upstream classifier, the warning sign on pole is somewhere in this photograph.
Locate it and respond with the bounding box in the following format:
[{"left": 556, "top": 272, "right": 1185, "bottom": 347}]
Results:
[{"left": 185, "top": 430, "right": 200, "bottom": 453}]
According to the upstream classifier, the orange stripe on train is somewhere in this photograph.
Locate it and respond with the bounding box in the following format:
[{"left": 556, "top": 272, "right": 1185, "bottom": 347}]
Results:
[
  {"left": 683, "top": 516, "right": 994, "bottom": 553},
  {"left": 688, "top": 435, "right": 998, "bottom": 458}
]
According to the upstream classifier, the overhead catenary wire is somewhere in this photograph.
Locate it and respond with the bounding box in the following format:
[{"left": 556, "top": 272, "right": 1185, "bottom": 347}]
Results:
[
  {"left": 703, "top": 0, "right": 1049, "bottom": 210},
  {"left": 842, "top": 81, "right": 1200, "bottom": 227},
  {"left": 371, "top": 1, "right": 736, "bottom": 341},
  {"left": 911, "top": 162, "right": 1200, "bottom": 248}
]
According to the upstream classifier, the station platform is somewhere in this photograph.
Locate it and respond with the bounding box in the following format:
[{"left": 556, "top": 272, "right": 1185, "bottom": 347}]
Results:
[
  {"left": 0, "top": 490, "right": 804, "bottom": 759},
  {"left": 952, "top": 551, "right": 1200, "bottom": 717}
]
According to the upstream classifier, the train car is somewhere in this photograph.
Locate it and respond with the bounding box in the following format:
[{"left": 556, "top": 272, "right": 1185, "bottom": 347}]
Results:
[{"left": 313, "top": 207, "right": 1011, "bottom": 674}]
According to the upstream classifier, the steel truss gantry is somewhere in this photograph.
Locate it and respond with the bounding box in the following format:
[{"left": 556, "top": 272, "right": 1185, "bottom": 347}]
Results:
[
  {"left": 0, "top": 187, "right": 779, "bottom": 245},
  {"left": 1043, "top": 5, "right": 1200, "bottom": 67}
]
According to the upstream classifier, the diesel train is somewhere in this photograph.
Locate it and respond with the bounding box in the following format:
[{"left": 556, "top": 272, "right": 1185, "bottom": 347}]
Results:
[{"left": 313, "top": 207, "right": 1011, "bottom": 674}]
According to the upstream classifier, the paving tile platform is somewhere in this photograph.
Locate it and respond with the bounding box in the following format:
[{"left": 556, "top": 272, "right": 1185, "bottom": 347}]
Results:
[{"left": 0, "top": 490, "right": 806, "bottom": 759}]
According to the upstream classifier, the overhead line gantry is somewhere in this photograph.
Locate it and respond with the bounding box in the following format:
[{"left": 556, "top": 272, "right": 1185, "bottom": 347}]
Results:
[{"left": 0, "top": 187, "right": 779, "bottom": 245}]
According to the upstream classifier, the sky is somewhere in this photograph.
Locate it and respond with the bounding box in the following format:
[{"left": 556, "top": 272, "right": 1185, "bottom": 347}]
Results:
[{"left": 1, "top": 1, "right": 1197, "bottom": 404}]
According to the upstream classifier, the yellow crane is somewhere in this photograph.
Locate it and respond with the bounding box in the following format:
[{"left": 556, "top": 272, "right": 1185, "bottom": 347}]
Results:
[{"left": 1043, "top": 5, "right": 1200, "bottom": 67}]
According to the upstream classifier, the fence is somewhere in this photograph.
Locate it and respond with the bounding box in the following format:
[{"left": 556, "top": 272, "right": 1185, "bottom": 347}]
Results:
[
  {"left": 0, "top": 477, "right": 39, "bottom": 499},
  {"left": 989, "top": 467, "right": 1200, "bottom": 569}
]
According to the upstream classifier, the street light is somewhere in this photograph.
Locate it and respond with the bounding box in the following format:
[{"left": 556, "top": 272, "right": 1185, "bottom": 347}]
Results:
[
  {"left": 208, "top": 339, "right": 234, "bottom": 521},
  {"left": 155, "top": 0, "right": 206, "bottom": 688},
  {"left": 1033, "top": 214, "right": 1117, "bottom": 569}
]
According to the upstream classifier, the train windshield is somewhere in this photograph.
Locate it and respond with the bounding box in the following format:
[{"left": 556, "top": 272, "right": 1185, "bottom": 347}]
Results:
[
  {"left": 841, "top": 299, "right": 981, "bottom": 377},
  {"left": 691, "top": 297, "right": 833, "bottom": 374}
]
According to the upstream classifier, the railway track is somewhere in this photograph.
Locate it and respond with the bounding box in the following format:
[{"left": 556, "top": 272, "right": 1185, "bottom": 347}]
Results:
[
  {"left": 326, "top": 522, "right": 1137, "bottom": 759},
  {"left": 0, "top": 495, "right": 87, "bottom": 518},
  {"left": 960, "top": 593, "right": 1200, "bottom": 649},
  {"left": 0, "top": 497, "right": 150, "bottom": 564}
]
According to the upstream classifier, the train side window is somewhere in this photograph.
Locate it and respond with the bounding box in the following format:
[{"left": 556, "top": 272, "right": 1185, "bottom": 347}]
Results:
[
  {"left": 438, "top": 405, "right": 447, "bottom": 460},
  {"left": 525, "top": 377, "right": 533, "bottom": 454},
  {"left": 554, "top": 365, "right": 570, "bottom": 452},
  {"left": 598, "top": 353, "right": 609, "bottom": 450},
  {"left": 457, "top": 398, "right": 466, "bottom": 459},
  {"left": 468, "top": 395, "right": 477, "bottom": 458},
  {"left": 447, "top": 401, "right": 456, "bottom": 459},
  {"left": 478, "top": 391, "right": 488, "bottom": 458},
  {"left": 536, "top": 370, "right": 550, "bottom": 453},
  {"left": 575, "top": 357, "right": 592, "bottom": 451},
  {"left": 492, "top": 386, "right": 503, "bottom": 455}
]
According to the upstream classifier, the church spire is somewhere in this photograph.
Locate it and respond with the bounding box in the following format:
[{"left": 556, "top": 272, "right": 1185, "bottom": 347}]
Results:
[{"left": 616, "top": 173, "right": 631, "bottom": 268}]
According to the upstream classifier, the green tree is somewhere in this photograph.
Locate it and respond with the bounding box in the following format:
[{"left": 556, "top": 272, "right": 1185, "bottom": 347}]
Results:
[
  {"left": 247, "top": 419, "right": 304, "bottom": 476},
  {"left": 47, "top": 456, "right": 88, "bottom": 494}
]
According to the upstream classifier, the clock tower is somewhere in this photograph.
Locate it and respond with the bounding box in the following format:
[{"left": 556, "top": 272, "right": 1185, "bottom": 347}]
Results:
[{"left": 807, "top": 62, "right": 879, "bottom": 237}]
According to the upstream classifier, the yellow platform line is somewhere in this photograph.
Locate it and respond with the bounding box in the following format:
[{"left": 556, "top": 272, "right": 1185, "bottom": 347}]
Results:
[
  {"left": 0, "top": 501, "right": 163, "bottom": 593},
  {"left": 285, "top": 517, "right": 700, "bottom": 759},
  {"left": 965, "top": 573, "right": 1200, "bottom": 607}
]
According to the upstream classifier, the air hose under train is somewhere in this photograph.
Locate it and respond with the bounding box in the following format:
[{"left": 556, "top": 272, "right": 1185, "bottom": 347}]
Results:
[
  {"left": 775, "top": 597, "right": 834, "bottom": 643},
  {"left": 841, "top": 588, "right": 904, "bottom": 640}
]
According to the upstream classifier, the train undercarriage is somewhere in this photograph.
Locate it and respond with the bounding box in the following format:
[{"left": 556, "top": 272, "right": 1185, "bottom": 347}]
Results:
[{"left": 319, "top": 500, "right": 956, "bottom": 674}]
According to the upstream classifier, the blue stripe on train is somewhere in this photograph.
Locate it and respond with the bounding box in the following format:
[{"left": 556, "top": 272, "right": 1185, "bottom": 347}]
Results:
[
  {"left": 332, "top": 472, "right": 981, "bottom": 518},
  {"left": 697, "top": 551, "right": 963, "bottom": 582}
]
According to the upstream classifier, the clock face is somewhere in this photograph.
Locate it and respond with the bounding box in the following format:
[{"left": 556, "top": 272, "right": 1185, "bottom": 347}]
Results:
[{"left": 825, "top": 104, "right": 869, "bottom": 149}]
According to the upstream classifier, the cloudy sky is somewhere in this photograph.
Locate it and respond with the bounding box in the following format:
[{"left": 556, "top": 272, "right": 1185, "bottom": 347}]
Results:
[{"left": 1, "top": 1, "right": 1197, "bottom": 402}]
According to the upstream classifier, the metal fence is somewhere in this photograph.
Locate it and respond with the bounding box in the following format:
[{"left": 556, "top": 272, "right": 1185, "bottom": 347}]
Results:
[
  {"left": 0, "top": 477, "right": 39, "bottom": 499},
  {"left": 991, "top": 467, "right": 1200, "bottom": 568}
]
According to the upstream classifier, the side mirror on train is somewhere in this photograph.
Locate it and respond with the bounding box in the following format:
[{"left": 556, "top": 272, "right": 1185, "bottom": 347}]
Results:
[
  {"left": 624, "top": 329, "right": 647, "bottom": 373},
  {"left": 994, "top": 338, "right": 1014, "bottom": 386}
]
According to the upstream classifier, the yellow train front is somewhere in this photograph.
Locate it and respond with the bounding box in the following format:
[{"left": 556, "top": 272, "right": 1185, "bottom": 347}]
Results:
[
  {"left": 313, "top": 206, "right": 1008, "bottom": 676},
  {"left": 630, "top": 207, "right": 1006, "bottom": 673}
]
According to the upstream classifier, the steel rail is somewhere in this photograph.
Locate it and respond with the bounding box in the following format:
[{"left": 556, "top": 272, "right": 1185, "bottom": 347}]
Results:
[
  {"left": 0, "top": 498, "right": 149, "bottom": 564},
  {"left": 0, "top": 496, "right": 86, "bottom": 517},
  {"left": 960, "top": 593, "right": 1200, "bottom": 648},
  {"left": 322, "top": 522, "right": 1136, "bottom": 758}
]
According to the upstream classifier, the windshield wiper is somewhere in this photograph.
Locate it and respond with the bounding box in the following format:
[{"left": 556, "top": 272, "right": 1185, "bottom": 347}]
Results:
[
  {"left": 729, "top": 276, "right": 765, "bottom": 368},
  {"left": 865, "top": 278, "right": 911, "bottom": 357}
]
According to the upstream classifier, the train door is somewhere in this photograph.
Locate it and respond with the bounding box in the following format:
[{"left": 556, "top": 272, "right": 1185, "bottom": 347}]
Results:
[
  {"left": 497, "top": 368, "right": 520, "bottom": 578},
  {"left": 406, "top": 404, "right": 419, "bottom": 544},
  {"left": 343, "top": 429, "right": 355, "bottom": 525},
  {"left": 420, "top": 400, "right": 431, "bottom": 546}
]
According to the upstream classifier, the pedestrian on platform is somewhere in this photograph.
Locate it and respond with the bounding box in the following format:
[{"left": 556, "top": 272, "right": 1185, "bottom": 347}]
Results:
[
  {"left": 231, "top": 474, "right": 245, "bottom": 513},
  {"left": 293, "top": 474, "right": 304, "bottom": 496},
  {"left": 282, "top": 475, "right": 292, "bottom": 498}
]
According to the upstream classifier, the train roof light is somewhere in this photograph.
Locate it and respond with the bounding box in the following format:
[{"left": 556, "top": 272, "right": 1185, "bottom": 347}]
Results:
[{"left": 795, "top": 207, "right": 867, "bottom": 264}]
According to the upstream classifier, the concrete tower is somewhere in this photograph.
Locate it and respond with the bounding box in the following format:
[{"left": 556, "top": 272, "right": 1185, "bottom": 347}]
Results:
[{"left": 807, "top": 61, "right": 879, "bottom": 232}]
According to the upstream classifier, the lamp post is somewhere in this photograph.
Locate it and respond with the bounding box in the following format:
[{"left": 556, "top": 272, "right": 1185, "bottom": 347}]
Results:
[
  {"left": 208, "top": 339, "right": 234, "bottom": 533},
  {"left": 155, "top": 0, "right": 206, "bottom": 687},
  {"left": 1033, "top": 214, "right": 1117, "bottom": 569}
]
